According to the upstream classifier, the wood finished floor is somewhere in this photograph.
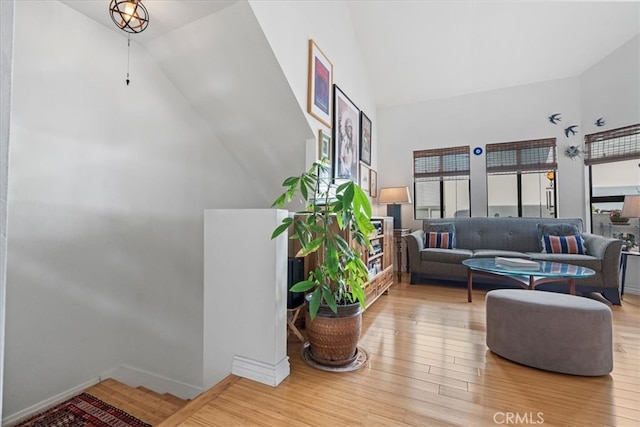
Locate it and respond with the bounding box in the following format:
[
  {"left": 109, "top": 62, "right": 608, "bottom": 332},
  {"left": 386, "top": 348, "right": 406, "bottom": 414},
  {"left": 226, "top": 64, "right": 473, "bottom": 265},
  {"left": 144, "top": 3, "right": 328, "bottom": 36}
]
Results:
[
  {"left": 84, "top": 378, "right": 187, "bottom": 426},
  {"left": 169, "top": 277, "right": 640, "bottom": 426}
]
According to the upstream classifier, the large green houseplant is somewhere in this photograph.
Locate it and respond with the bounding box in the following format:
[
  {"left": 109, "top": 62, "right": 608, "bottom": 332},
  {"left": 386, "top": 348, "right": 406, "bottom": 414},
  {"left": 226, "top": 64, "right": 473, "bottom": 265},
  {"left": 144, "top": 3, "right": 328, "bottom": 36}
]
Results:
[
  {"left": 271, "top": 160, "right": 375, "bottom": 318},
  {"left": 271, "top": 160, "right": 375, "bottom": 366}
]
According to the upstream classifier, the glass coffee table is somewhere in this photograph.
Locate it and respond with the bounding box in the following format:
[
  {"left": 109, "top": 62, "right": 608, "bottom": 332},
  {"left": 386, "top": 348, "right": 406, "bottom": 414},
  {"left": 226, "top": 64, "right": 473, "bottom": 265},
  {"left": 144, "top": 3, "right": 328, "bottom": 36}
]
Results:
[{"left": 462, "top": 258, "right": 596, "bottom": 302}]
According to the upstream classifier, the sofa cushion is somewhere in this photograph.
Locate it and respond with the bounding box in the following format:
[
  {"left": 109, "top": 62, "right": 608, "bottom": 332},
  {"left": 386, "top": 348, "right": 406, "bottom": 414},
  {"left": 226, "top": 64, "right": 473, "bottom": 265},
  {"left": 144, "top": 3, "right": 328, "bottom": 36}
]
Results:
[
  {"left": 472, "top": 249, "right": 530, "bottom": 259},
  {"left": 420, "top": 248, "right": 473, "bottom": 264},
  {"left": 537, "top": 223, "right": 581, "bottom": 251},
  {"left": 541, "top": 234, "right": 586, "bottom": 254},
  {"left": 426, "top": 231, "right": 454, "bottom": 249}
]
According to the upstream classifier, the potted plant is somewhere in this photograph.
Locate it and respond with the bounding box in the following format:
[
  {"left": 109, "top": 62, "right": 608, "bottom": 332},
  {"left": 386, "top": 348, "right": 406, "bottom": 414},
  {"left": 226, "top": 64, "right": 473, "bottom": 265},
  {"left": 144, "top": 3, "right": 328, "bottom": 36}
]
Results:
[
  {"left": 271, "top": 159, "right": 375, "bottom": 366},
  {"left": 610, "top": 210, "right": 629, "bottom": 225}
]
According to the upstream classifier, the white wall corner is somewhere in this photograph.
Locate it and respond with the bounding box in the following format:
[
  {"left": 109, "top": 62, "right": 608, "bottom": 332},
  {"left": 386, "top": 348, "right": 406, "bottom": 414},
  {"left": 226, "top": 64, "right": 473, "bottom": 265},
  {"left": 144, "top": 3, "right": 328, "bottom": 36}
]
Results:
[
  {"left": 306, "top": 136, "right": 317, "bottom": 169},
  {"left": 231, "top": 355, "right": 290, "bottom": 387},
  {"left": 203, "top": 209, "right": 289, "bottom": 390}
]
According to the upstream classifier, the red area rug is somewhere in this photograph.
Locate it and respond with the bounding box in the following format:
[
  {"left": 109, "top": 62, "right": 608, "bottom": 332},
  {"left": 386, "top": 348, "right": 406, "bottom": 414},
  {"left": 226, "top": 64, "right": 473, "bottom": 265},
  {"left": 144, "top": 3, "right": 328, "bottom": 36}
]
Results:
[{"left": 16, "top": 392, "right": 151, "bottom": 427}]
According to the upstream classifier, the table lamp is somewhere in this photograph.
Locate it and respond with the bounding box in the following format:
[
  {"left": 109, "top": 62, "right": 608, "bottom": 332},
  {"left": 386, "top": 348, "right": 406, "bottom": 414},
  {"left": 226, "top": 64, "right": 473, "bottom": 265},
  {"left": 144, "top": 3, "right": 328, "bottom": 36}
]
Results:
[
  {"left": 621, "top": 195, "right": 640, "bottom": 248},
  {"left": 378, "top": 186, "right": 412, "bottom": 229},
  {"left": 621, "top": 195, "right": 640, "bottom": 220}
]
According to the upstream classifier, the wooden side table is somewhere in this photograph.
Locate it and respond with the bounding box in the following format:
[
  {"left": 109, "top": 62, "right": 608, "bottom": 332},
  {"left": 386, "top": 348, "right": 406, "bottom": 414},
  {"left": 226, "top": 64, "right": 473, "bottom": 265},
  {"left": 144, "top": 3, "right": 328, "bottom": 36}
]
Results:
[
  {"left": 620, "top": 250, "right": 639, "bottom": 297},
  {"left": 393, "top": 228, "right": 411, "bottom": 282}
]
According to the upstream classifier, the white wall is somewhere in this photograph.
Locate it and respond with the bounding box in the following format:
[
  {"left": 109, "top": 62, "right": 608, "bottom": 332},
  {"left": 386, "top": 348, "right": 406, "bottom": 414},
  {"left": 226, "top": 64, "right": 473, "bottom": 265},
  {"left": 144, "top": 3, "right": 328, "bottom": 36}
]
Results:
[
  {"left": 581, "top": 34, "right": 640, "bottom": 295},
  {"left": 378, "top": 77, "right": 582, "bottom": 231},
  {"left": 4, "top": 1, "right": 264, "bottom": 416},
  {"left": 581, "top": 35, "right": 640, "bottom": 134},
  {"left": 0, "top": 0, "right": 15, "bottom": 419},
  {"left": 377, "top": 34, "right": 639, "bottom": 293},
  {"left": 204, "top": 209, "right": 289, "bottom": 389},
  {"left": 144, "top": 1, "right": 314, "bottom": 204},
  {"left": 250, "top": 0, "right": 379, "bottom": 170}
]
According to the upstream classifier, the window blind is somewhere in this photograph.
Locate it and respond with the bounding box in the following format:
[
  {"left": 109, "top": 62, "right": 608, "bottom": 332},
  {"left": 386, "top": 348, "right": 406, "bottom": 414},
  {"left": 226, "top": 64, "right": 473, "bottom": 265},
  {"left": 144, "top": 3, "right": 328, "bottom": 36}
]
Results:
[
  {"left": 584, "top": 123, "right": 640, "bottom": 165},
  {"left": 486, "top": 138, "right": 556, "bottom": 174},
  {"left": 413, "top": 146, "right": 470, "bottom": 181},
  {"left": 414, "top": 181, "right": 440, "bottom": 209}
]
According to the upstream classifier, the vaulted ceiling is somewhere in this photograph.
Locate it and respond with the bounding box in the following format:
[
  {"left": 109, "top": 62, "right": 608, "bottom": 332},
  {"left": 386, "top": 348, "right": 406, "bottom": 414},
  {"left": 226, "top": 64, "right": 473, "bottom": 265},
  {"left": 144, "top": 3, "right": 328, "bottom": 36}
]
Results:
[
  {"left": 348, "top": 1, "right": 640, "bottom": 108},
  {"left": 61, "top": 0, "right": 640, "bottom": 109}
]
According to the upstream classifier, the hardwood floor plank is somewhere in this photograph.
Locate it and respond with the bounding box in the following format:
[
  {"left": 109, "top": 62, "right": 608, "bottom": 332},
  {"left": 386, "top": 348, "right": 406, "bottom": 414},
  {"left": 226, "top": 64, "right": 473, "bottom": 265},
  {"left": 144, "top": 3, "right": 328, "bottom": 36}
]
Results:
[
  {"left": 401, "top": 409, "right": 470, "bottom": 427},
  {"left": 85, "top": 380, "right": 182, "bottom": 425},
  {"left": 157, "top": 375, "right": 240, "bottom": 427}
]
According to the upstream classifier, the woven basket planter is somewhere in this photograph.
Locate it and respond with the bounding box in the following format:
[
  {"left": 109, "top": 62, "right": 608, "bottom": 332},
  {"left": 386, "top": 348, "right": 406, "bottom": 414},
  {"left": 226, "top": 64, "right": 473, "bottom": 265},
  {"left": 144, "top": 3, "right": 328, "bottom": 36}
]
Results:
[{"left": 304, "top": 301, "right": 362, "bottom": 366}]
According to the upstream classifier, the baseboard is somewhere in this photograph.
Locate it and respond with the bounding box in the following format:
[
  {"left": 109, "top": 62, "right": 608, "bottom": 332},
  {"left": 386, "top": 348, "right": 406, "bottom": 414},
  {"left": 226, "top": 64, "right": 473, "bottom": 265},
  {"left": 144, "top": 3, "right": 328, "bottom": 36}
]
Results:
[
  {"left": 231, "top": 355, "right": 290, "bottom": 387},
  {"left": 624, "top": 284, "right": 640, "bottom": 296},
  {"left": 101, "top": 365, "right": 202, "bottom": 400},
  {"left": 2, "top": 377, "right": 100, "bottom": 426}
]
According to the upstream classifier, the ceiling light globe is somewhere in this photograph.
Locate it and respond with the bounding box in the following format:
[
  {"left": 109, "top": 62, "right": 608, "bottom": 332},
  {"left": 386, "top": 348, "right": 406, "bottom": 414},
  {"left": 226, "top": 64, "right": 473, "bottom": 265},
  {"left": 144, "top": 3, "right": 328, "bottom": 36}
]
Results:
[{"left": 109, "top": 0, "right": 149, "bottom": 34}]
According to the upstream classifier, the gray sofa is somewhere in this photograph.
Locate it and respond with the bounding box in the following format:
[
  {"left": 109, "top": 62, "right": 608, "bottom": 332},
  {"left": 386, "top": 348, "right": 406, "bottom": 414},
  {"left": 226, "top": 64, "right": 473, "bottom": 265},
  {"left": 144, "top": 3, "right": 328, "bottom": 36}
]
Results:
[{"left": 406, "top": 217, "right": 623, "bottom": 304}]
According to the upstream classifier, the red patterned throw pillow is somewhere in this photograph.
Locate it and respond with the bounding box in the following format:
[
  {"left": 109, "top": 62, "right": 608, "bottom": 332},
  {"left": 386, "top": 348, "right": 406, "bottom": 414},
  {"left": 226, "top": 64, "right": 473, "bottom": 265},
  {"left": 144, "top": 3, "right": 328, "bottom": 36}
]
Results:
[
  {"left": 427, "top": 231, "right": 454, "bottom": 249},
  {"left": 541, "top": 234, "right": 585, "bottom": 254}
]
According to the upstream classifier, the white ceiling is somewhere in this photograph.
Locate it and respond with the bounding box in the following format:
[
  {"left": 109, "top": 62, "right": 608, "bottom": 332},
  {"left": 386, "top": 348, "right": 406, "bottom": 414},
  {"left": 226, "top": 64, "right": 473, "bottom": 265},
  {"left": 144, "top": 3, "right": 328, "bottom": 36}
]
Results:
[
  {"left": 59, "top": 0, "right": 237, "bottom": 42},
  {"left": 347, "top": 1, "right": 640, "bottom": 107},
  {"left": 60, "top": 0, "right": 640, "bottom": 109}
]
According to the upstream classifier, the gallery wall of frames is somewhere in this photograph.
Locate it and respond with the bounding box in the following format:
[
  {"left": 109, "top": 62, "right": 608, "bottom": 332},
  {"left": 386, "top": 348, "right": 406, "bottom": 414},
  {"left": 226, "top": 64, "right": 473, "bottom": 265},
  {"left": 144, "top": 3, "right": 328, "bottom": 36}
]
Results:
[{"left": 307, "top": 39, "right": 377, "bottom": 197}]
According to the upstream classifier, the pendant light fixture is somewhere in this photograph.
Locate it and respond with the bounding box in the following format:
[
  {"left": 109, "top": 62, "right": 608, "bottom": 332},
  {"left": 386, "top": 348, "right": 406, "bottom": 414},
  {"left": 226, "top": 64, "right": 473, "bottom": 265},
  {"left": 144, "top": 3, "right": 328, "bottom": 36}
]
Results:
[{"left": 108, "top": 0, "right": 150, "bottom": 85}]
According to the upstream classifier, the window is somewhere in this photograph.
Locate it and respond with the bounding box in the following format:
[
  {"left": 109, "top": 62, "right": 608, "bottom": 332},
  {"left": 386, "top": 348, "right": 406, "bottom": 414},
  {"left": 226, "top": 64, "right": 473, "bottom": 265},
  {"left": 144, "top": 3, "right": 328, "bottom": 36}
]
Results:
[
  {"left": 413, "top": 146, "right": 470, "bottom": 218},
  {"left": 586, "top": 124, "right": 640, "bottom": 250},
  {"left": 486, "top": 138, "right": 557, "bottom": 218}
]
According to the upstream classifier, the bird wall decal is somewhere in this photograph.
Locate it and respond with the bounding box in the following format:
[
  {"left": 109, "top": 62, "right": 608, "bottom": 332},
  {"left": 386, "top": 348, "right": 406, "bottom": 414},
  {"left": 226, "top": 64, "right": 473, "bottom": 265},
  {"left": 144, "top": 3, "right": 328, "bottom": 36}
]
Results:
[
  {"left": 548, "top": 113, "right": 562, "bottom": 124},
  {"left": 595, "top": 118, "right": 605, "bottom": 127},
  {"left": 564, "top": 145, "right": 582, "bottom": 159},
  {"left": 564, "top": 125, "right": 578, "bottom": 137}
]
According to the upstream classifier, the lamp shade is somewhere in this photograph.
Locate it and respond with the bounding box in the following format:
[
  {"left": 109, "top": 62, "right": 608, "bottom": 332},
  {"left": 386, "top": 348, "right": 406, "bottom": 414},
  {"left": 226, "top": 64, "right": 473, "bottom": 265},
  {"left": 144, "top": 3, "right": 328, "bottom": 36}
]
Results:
[
  {"left": 621, "top": 195, "right": 640, "bottom": 218},
  {"left": 378, "top": 187, "right": 412, "bottom": 204}
]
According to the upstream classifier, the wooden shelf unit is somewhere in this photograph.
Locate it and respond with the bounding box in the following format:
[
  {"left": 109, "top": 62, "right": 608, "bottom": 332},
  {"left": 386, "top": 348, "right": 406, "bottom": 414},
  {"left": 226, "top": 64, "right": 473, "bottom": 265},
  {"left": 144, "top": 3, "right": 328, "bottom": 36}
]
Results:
[
  {"left": 364, "top": 217, "right": 394, "bottom": 307},
  {"left": 291, "top": 215, "right": 394, "bottom": 308}
]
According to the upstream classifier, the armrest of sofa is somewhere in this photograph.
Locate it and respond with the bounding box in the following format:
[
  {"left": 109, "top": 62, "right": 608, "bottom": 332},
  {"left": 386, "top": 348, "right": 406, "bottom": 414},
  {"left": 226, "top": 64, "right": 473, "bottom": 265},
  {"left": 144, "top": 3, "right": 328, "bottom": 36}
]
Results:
[
  {"left": 407, "top": 230, "right": 424, "bottom": 251},
  {"left": 581, "top": 233, "right": 621, "bottom": 259},
  {"left": 406, "top": 230, "right": 424, "bottom": 271},
  {"left": 581, "top": 232, "right": 624, "bottom": 287}
]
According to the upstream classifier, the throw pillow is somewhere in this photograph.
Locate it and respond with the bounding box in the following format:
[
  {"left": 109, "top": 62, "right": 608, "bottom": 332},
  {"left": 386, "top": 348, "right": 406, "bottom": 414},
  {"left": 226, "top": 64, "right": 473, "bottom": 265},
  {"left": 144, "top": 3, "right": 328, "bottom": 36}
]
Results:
[
  {"left": 541, "top": 234, "right": 586, "bottom": 254},
  {"left": 537, "top": 223, "right": 581, "bottom": 251},
  {"left": 427, "top": 231, "right": 454, "bottom": 249},
  {"left": 425, "top": 222, "right": 456, "bottom": 248}
]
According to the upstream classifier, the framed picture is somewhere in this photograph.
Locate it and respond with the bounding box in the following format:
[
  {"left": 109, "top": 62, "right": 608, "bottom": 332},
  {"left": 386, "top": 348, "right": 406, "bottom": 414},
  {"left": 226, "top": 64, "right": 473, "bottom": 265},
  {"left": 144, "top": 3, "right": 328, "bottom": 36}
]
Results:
[
  {"left": 318, "top": 129, "right": 332, "bottom": 161},
  {"left": 318, "top": 129, "right": 332, "bottom": 185},
  {"left": 360, "top": 163, "right": 370, "bottom": 194},
  {"left": 360, "top": 112, "right": 372, "bottom": 166},
  {"left": 370, "top": 169, "right": 377, "bottom": 198},
  {"left": 333, "top": 85, "right": 360, "bottom": 183},
  {"left": 307, "top": 40, "right": 333, "bottom": 128}
]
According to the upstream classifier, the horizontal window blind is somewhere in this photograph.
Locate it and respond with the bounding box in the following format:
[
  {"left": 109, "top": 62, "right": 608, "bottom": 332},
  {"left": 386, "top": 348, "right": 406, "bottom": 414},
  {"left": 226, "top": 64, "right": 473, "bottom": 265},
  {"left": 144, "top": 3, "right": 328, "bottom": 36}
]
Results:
[
  {"left": 584, "top": 123, "right": 640, "bottom": 165},
  {"left": 486, "top": 138, "right": 556, "bottom": 174},
  {"left": 414, "top": 181, "right": 440, "bottom": 209},
  {"left": 413, "top": 146, "right": 470, "bottom": 181}
]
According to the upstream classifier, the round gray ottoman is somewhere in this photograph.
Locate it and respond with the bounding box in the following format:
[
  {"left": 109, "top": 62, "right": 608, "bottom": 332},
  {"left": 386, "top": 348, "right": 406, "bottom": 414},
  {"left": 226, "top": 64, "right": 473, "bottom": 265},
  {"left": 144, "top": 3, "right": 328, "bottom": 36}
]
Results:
[{"left": 485, "top": 289, "right": 612, "bottom": 376}]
